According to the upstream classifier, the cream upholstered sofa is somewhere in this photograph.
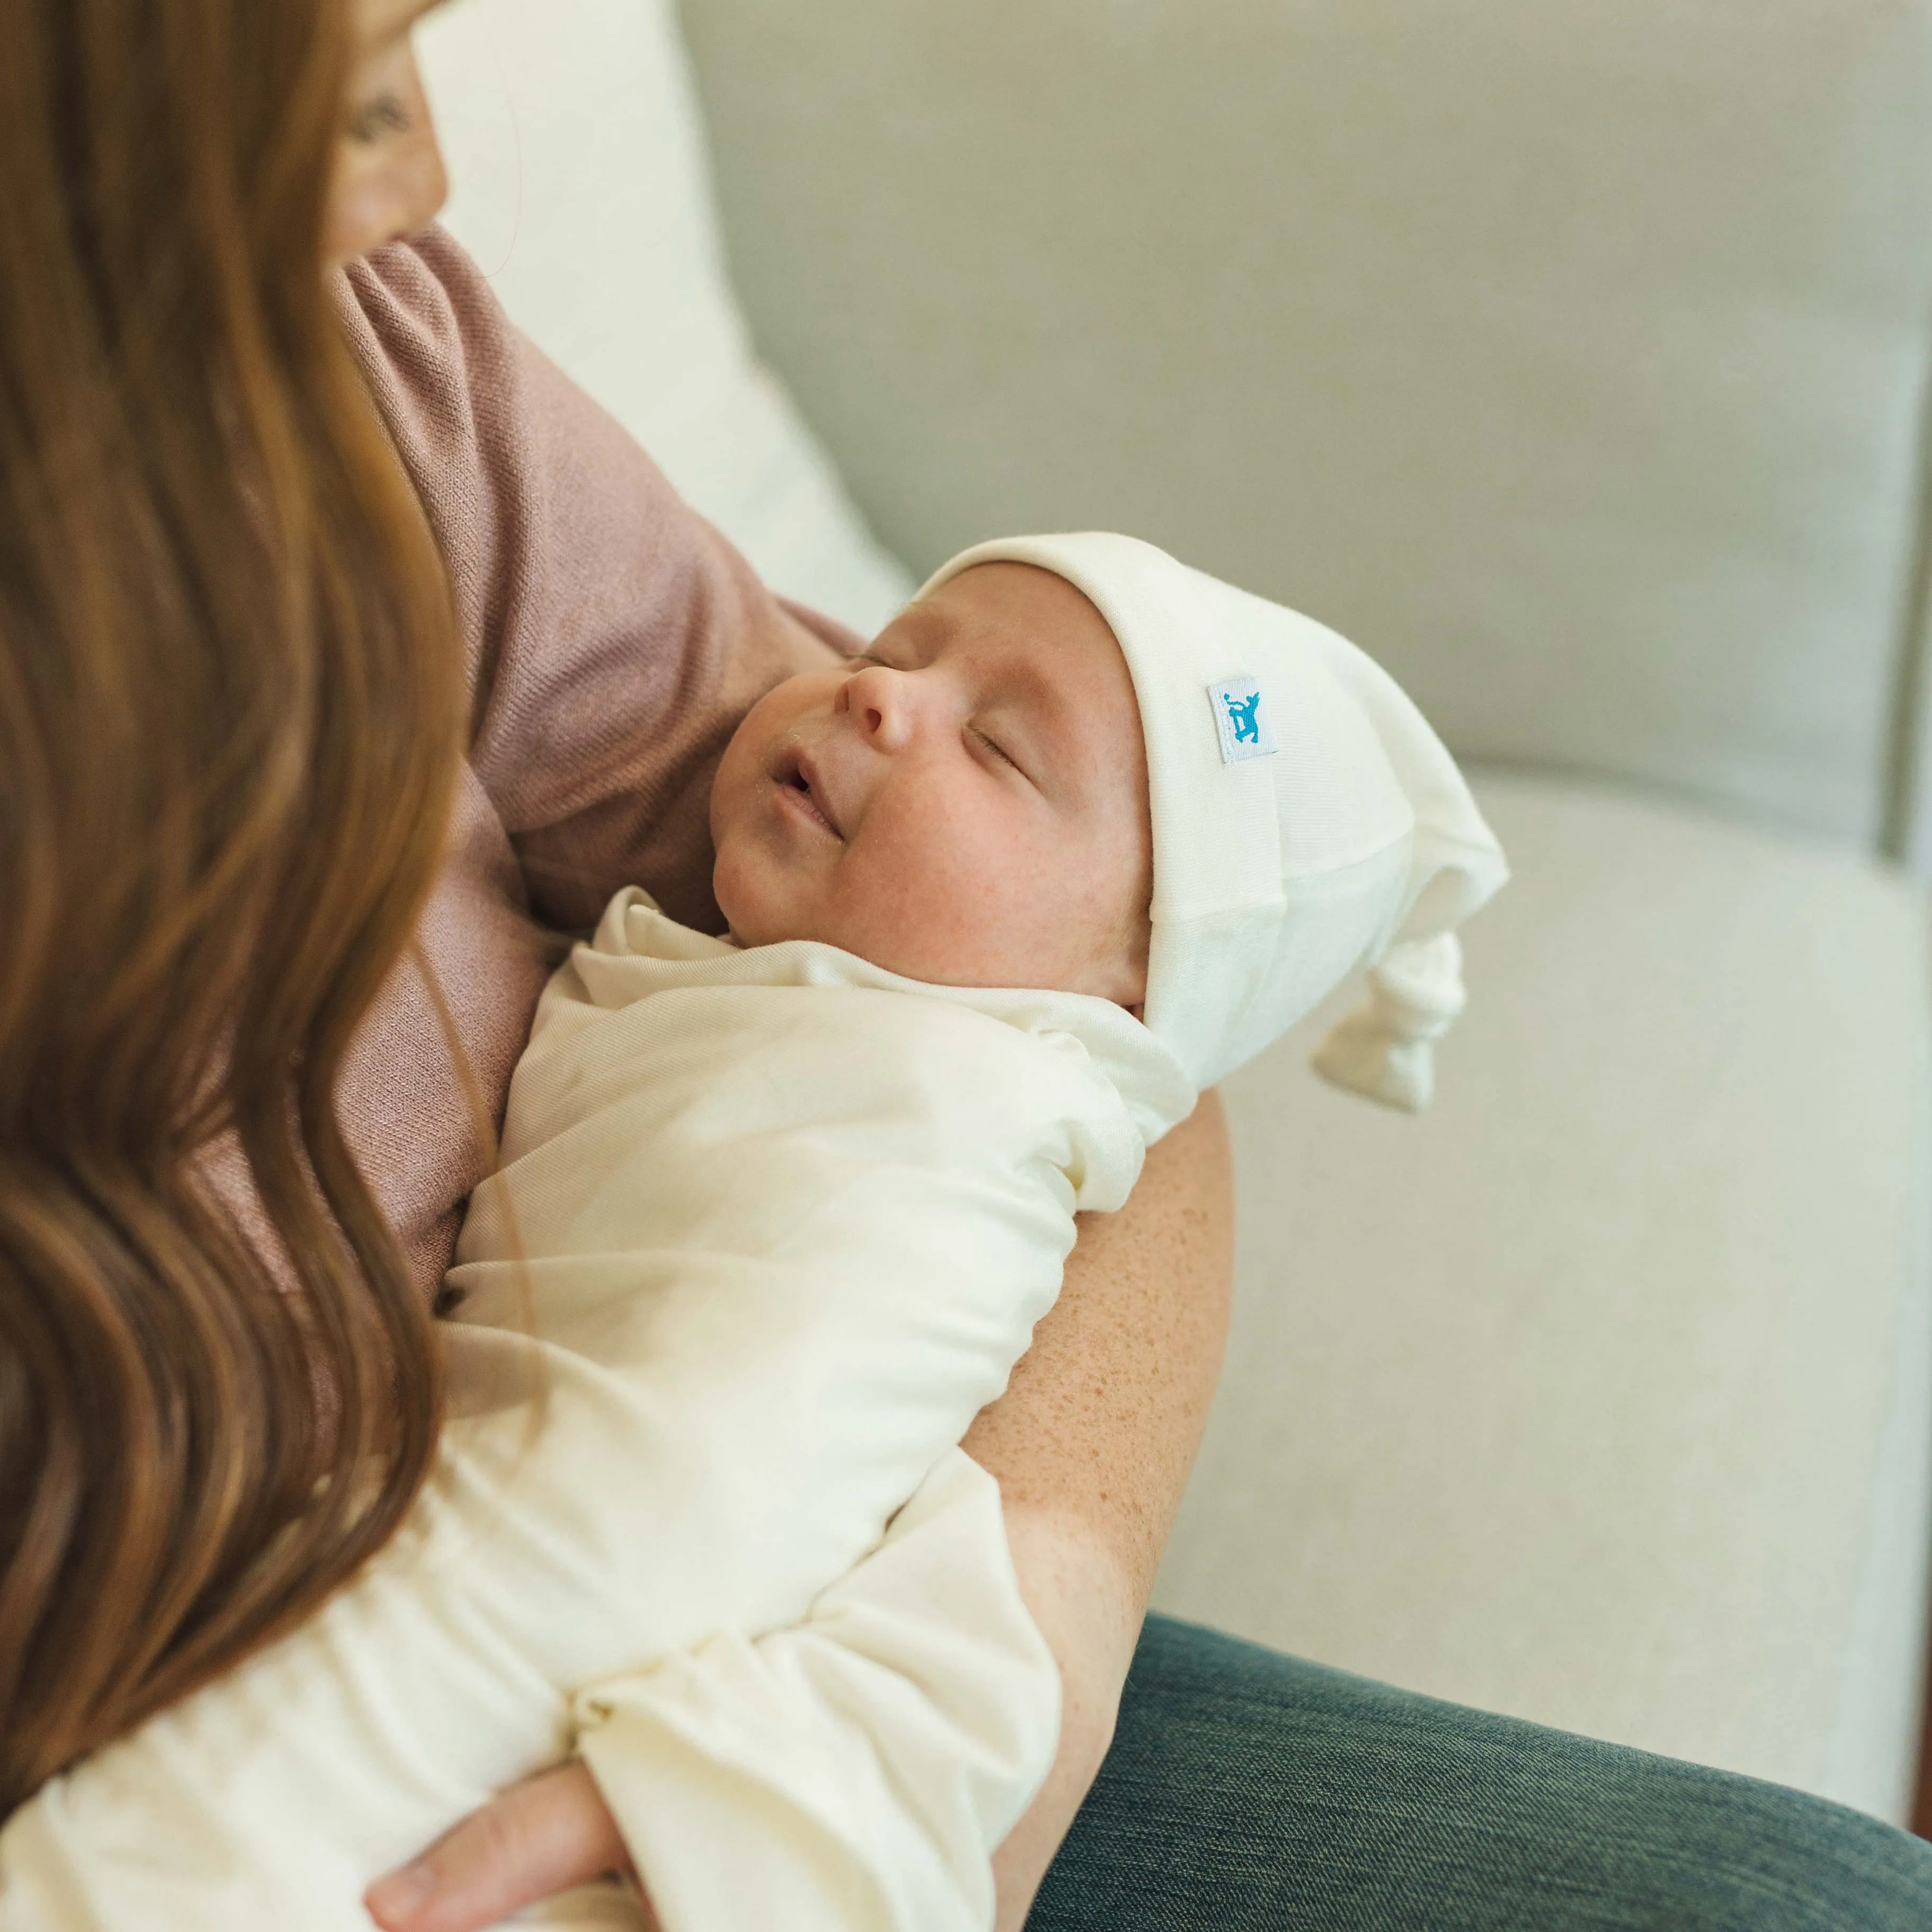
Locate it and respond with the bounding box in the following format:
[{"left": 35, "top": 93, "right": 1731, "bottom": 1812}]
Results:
[{"left": 417, "top": 0, "right": 1932, "bottom": 1826}]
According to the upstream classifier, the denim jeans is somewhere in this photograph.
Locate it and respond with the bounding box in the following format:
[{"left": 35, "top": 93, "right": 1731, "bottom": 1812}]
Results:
[{"left": 1029, "top": 1616, "right": 1932, "bottom": 1930}]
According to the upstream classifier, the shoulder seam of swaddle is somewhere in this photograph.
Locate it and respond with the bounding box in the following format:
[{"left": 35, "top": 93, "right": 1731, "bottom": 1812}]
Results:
[{"left": 578, "top": 891, "right": 1201, "bottom": 1147}]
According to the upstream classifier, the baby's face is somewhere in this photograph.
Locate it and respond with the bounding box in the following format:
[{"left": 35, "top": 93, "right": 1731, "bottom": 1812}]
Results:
[{"left": 711, "top": 563, "right": 1151, "bottom": 1004}]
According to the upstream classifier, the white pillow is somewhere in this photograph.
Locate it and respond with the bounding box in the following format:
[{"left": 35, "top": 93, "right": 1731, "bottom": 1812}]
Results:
[{"left": 415, "top": 0, "right": 913, "bottom": 636}]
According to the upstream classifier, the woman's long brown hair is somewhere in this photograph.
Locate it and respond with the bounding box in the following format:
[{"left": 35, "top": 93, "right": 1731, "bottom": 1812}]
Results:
[{"left": 0, "top": 0, "right": 465, "bottom": 1809}]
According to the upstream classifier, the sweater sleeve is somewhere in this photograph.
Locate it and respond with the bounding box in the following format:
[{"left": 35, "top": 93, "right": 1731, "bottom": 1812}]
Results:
[{"left": 336, "top": 227, "right": 855, "bottom": 934}]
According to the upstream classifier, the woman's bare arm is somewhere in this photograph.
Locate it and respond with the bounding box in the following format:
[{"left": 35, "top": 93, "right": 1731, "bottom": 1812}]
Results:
[
  {"left": 366, "top": 1093, "right": 1233, "bottom": 1932},
  {"left": 968, "top": 1090, "right": 1234, "bottom": 1927}
]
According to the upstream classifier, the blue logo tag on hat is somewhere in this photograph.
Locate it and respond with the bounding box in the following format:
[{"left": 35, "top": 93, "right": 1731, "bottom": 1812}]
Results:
[{"left": 1208, "top": 677, "right": 1278, "bottom": 765}]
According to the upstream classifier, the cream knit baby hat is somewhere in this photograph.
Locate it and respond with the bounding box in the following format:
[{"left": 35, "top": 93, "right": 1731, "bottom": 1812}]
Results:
[{"left": 919, "top": 533, "right": 1510, "bottom": 1107}]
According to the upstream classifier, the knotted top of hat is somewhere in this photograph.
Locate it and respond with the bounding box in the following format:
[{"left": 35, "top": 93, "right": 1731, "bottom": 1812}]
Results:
[{"left": 919, "top": 534, "right": 1509, "bottom": 1107}]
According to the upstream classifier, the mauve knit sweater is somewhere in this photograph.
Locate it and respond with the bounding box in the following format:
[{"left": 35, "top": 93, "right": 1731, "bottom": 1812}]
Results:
[{"left": 328, "top": 228, "right": 851, "bottom": 1291}]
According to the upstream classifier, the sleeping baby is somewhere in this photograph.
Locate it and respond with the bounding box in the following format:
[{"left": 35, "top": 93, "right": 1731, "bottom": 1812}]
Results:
[{"left": 0, "top": 534, "right": 1507, "bottom": 1932}]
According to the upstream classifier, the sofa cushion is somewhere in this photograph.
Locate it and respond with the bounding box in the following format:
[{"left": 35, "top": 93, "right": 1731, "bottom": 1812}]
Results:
[
  {"left": 1151, "top": 771, "right": 1932, "bottom": 1821},
  {"left": 675, "top": 0, "right": 1932, "bottom": 848},
  {"left": 415, "top": 0, "right": 911, "bottom": 634}
]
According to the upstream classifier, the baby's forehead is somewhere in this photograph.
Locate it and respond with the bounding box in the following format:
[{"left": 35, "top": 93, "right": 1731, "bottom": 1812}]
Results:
[
  {"left": 906, "top": 608, "right": 1134, "bottom": 780},
  {"left": 910, "top": 564, "right": 1130, "bottom": 690}
]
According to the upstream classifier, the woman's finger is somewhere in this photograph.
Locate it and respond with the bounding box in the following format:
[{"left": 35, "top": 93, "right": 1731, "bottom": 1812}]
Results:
[{"left": 363, "top": 1760, "right": 640, "bottom": 1932}]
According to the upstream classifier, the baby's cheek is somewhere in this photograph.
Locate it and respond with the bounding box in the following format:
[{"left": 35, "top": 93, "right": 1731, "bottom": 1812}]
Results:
[
  {"left": 1017, "top": 838, "right": 1140, "bottom": 984},
  {"left": 827, "top": 846, "right": 990, "bottom": 982}
]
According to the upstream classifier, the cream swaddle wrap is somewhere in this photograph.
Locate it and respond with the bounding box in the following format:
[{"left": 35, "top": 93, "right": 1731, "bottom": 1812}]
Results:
[
  {"left": 0, "top": 892, "right": 1196, "bottom": 1932},
  {"left": 0, "top": 532, "right": 1506, "bottom": 1932}
]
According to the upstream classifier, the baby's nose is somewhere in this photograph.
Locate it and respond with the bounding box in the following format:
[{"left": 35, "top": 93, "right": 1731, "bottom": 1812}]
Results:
[{"left": 845, "top": 664, "right": 915, "bottom": 752}]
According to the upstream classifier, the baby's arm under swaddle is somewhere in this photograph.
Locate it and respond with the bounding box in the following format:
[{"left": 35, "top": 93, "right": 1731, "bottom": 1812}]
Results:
[{"left": 0, "top": 896, "right": 1188, "bottom": 1932}]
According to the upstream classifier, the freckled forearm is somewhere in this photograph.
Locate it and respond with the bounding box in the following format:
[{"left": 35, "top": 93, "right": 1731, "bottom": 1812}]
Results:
[{"left": 963, "top": 1092, "right": 1235, "bottom": 1923}]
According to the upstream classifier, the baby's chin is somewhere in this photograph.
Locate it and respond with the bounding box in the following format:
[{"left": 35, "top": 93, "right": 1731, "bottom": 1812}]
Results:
[
  {"left": 710, "top": 854, "right": 781, "bottom": 952},
  {"left": 713, "top": 895, "right": 788, "bottom": 955},
  {"left": 712, "top": 857, "right": 838, "bottom": 958}
]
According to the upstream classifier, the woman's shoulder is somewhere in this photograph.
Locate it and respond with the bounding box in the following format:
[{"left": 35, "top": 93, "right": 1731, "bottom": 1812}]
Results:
[
  {"left": 336, "top": 223, "right": 496, "bottom": 389},
  {"left": 332, "top": 227, "right": 655, "bottom": 614},
  {"left": 330, "top": 229, "right": 849, "bottom": 931}
]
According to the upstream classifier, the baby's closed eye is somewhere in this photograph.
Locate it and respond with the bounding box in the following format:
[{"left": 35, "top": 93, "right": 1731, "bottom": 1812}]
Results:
[{"left": 969, "top": 723, "right": 1032, "bottom": 783}]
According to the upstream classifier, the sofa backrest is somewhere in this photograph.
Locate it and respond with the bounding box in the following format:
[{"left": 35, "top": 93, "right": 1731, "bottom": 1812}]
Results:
[{"left": 675, "top": 0, "right": 1932, "bottom": 854}]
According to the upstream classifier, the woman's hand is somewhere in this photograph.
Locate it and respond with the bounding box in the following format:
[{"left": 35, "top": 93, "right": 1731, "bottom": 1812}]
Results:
[{"left": 363, "top": 1762, "right": 649, "bottom": 1932}]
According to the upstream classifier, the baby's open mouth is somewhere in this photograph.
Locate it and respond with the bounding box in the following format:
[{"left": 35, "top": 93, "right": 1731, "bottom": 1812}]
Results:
[{"left": 775, "top": 746, "right": 843, "bottom": 839}]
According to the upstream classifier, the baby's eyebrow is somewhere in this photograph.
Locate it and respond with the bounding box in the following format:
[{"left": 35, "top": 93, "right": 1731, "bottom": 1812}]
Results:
[{"left": 882, "top": 600, "right": 956, "bottom": 665}]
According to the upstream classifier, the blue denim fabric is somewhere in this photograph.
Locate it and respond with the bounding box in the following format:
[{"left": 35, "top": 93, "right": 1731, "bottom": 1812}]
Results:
[{"left": 1030, "top": 1616, "right": 1932, "bottom": 1930}]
